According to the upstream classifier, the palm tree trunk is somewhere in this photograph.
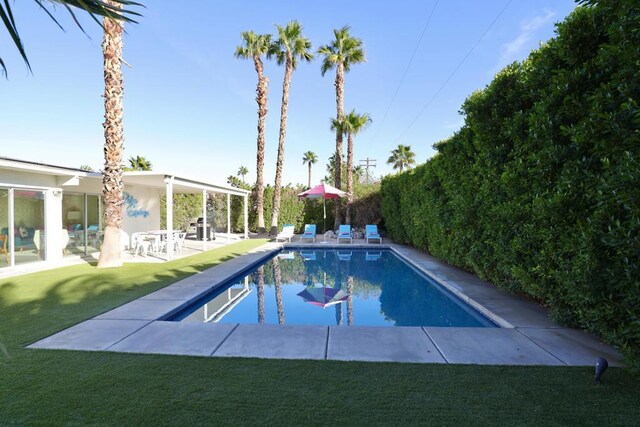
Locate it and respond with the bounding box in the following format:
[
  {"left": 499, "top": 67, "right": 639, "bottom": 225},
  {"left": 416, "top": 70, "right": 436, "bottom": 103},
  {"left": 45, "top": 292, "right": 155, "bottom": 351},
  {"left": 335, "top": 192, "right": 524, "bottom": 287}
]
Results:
[
  {"left": 333, "top": 62, "right": 345, "bottom": 229},
  {"left": 307, "top": 161, "right": 312, "bottom": 188},
  {"left": 254, "top": 55, "right": 268, "bottom": 234},
  {"left": 97, "top": 0, "right": 124, "bottom": 269},
  {"left": 345, "top": 132, "right": 354, "bottom": 224},
  {"left": 270, "top": 55, "right": 293, "bottom": 235}
]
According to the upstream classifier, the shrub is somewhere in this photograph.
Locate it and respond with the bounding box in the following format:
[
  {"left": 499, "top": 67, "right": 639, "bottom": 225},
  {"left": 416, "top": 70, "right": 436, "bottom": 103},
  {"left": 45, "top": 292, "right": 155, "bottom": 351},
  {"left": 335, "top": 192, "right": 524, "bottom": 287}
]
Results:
[{"left": 381, "top": 0, "right": 640, "bottom": 369}]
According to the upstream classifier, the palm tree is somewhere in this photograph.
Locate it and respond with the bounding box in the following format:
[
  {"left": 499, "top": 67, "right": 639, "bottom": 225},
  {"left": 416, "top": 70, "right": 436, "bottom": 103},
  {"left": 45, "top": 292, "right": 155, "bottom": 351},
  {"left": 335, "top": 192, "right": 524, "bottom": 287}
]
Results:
[
  {"left": 1, "top": 0, "right": 141, "bottom": 77},
  {"left": 0, "top": 0, "right": 141, "bottom": 268},
  {"left": 342, "top": 110, "right": 372, "bottom": 224},
  {"left": 237, "top": 165, "right": 249, "bottom": 183},
  {"left": 269, "top": 21, "right": 313, "bottom": 235},
  {"left": 387, "top": 144, "right": 416, "bottom": 173},
  {"left": 353, "top": 165, "right": 364, "bottom": 183},
  {"left": 235, "top": 31, "right": 271, "bottom": 233},
  {"left": 97, "top": 0, "right": 129, "bottom": 269},
  {"left": 318, "top": 26, "right": 365, "bottom": 228},
  {"left": 125, "top": 155, "right": 152, "bottom": 171},
  {"left": 324, "top": 152, "right": 346, "bottom": 185},
  {"left": 302, "top": 151, "right": 318, "bottom": 188}
]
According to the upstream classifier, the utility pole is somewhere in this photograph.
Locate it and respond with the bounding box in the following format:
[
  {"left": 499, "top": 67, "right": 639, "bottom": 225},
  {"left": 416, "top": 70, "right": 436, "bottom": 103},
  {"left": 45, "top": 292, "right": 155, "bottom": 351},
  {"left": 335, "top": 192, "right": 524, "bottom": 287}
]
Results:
[{"left": 359, "top": 157, "right": 377, "bottom": 184}]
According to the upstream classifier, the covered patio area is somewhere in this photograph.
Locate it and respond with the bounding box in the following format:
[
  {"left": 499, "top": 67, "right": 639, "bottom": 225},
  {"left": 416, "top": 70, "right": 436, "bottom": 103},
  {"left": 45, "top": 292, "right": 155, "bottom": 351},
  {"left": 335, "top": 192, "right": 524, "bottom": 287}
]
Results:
[{"left": 120, "top": 173, "right": 251, "bottom": 261}]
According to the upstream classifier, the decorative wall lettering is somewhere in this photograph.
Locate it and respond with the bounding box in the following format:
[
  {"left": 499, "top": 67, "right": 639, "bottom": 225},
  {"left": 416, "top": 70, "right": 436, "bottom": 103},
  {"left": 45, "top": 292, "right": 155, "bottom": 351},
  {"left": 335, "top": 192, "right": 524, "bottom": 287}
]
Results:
[{"left": 123, "top": 192, "right": 150, "bottom": 218}]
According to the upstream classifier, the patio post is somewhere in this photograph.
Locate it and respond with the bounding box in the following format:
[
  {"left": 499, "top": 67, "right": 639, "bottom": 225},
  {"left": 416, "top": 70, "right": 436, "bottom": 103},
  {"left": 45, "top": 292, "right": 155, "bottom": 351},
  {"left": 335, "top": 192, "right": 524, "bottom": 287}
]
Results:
[
  {"left": 227, "top": 193, "right": 231, "bottom": 242},
  {"left": 202, "top": 189, "right": 207, "bottom": 242},
  {"left": 244, "top": 194, "right": 248, "bottom": 240},
  {"left": 165, "top": 176, "right": 174, "bottom": 260},
  {"left": 8, "top": 188, "right": 14, "bottom": 267}
]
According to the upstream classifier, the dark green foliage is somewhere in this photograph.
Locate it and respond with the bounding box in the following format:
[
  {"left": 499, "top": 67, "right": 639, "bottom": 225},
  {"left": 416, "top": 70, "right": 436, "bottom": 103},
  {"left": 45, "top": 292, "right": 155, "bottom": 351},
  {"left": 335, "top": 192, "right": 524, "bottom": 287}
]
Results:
[
  {"left": 250, "top": 185, "right": 307, "bottom": 233},
  {"left": 351, "top": 188, "right": 382, "bottom": 228},
  {"left": 226, "top": 176, "right": 252, "bottom": 232},
  {"left": 160, "top": 193, "right": 202, "bottom": 230},
  {"left": 381, "top": 0, "right": 640, "bottom": 369},
  {"left": 302, "top": 197, "right": 335, "bottom": 233}
]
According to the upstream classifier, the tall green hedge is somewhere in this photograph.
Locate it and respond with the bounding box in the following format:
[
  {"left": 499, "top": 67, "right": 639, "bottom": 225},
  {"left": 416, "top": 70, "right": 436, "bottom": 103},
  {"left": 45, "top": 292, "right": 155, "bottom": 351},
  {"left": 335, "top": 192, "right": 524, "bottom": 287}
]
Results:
[
  {"left": 381, "top": 0, "right": 639, "bottom": 368},
  {"left": 251, "top": 185, "right": 307, "bottom": 233}
]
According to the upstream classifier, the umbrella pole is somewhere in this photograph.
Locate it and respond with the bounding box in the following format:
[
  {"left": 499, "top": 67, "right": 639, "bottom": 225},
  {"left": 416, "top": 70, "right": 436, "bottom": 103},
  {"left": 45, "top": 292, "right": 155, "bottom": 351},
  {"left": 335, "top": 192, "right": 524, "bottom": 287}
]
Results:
[{"left": 323, "top": 199, "right": 326, "bottom": 242}]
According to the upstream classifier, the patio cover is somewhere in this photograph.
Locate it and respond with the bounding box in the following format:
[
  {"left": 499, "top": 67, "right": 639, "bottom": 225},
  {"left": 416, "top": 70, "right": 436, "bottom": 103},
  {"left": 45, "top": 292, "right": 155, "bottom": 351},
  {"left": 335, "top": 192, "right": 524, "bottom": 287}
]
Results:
[{"left": 123, "top": 172, "right": 251, "bottom": 260}]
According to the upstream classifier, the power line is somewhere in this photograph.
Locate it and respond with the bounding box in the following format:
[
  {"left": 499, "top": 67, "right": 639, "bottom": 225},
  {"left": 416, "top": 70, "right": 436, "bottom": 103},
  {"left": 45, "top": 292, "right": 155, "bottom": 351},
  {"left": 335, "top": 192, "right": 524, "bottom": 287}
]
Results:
[
  {"left": 372, "top": 0, "right": 439, "bottom": 144},
  {"left": 393, "top": 0, "right": 514, "bottom": 144},
  {"left": 359, "top": 157, "right": 377, "bottom": 184}
]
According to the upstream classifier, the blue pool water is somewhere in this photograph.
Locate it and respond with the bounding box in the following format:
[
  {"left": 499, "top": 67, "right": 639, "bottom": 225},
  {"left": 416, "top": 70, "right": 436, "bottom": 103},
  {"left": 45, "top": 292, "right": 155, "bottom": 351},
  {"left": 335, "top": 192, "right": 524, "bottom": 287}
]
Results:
[{"left": 169, "top": 249, "right": 496, "bottom": 327}]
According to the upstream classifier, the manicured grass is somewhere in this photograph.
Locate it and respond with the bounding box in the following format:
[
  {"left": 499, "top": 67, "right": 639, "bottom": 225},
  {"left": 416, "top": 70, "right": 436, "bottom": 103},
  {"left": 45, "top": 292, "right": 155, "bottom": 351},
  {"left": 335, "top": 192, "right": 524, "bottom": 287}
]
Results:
[{"left": 1, "top": 239, "right": 638, "bottom": 425}]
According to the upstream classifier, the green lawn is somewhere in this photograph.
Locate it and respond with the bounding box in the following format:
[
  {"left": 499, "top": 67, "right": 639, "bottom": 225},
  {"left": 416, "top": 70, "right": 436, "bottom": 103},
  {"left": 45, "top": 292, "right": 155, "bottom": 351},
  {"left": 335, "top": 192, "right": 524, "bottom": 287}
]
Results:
[{"left": 1, "top": 239, "right": 638, "bottom": 425}]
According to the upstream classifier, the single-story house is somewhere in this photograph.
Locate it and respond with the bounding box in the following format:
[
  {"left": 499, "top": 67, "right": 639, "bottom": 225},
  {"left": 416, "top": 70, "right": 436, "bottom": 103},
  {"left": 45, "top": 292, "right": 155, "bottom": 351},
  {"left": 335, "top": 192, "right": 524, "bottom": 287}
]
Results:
[{"left": 0, "top": 156, "right": 250, "bottom": 272}]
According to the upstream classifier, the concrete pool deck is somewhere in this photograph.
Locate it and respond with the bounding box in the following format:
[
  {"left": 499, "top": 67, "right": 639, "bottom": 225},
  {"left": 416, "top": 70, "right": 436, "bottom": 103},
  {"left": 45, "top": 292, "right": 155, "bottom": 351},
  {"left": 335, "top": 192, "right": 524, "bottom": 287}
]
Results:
[{"left": 28, "top": 240, "right": 623, "bottom": 366}]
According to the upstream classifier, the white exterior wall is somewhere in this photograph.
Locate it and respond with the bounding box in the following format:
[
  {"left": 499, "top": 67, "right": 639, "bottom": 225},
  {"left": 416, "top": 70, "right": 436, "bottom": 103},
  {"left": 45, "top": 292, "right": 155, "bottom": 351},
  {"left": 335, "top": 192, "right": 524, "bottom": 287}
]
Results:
[
  {"left": 121, "top": 184, "right": 161, "bottom": 246},
  {"left": 0, "top": 169, "right": 60, "bottom": 188}
]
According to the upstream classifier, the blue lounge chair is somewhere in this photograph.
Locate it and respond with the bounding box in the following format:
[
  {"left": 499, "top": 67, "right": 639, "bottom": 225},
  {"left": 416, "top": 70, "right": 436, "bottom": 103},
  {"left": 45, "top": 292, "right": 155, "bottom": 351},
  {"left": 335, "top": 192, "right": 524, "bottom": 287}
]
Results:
[
  {"left": 366, "top": 251, "right": 382, "bottom": 261},
  {"left": 300, "top": 251, "right": 317, "bottom": 261},
  {"left": 277, "top": 251, "right": 295, "bottom": 260},
  {"left": 365, "top": 224, "right": 382, "bottom": 244},
  {"left": 300, "top": 224, "right": 317, "bottom": 243},
  {"left": 337, "top": 225, "right": 352, "bottom": 243}
]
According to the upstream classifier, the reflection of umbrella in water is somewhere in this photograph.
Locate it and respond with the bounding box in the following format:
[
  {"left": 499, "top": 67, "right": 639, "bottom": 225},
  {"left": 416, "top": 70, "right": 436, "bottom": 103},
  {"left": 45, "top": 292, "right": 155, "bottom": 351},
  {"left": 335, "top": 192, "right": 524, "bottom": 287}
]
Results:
[{"left": 297, "top": 287, "right": 349, "bottom": 309}]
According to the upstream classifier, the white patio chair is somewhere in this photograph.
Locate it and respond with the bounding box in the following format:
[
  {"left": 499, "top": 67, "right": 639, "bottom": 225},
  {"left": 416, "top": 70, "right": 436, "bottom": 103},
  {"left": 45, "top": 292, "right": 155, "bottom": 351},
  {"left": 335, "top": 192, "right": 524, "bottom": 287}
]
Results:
[
  {"left": 132, "top": 234, "right": 151, "bottom": 257},
  {"left": 174, "top": 232, "right": 187, "bottom": 252}
]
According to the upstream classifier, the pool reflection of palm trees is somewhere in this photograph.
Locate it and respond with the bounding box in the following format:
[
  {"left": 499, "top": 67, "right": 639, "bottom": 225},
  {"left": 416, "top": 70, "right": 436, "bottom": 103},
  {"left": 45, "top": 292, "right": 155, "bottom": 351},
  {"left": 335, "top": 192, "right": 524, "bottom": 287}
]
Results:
[
  {"left": 335, "top": 269, "right": 344, "bottom": 325},
  {"left": 257, "top": 265, "right": 265, "bottom": 324},
  {"left": 347, "top": 276, "right": 354, "bottom": 326},
  {"left": 273, "top": 256, "right": 285, "bottom": 325},
  {"left": 252, "top": 251, "right": 357, "bottom": 325}
]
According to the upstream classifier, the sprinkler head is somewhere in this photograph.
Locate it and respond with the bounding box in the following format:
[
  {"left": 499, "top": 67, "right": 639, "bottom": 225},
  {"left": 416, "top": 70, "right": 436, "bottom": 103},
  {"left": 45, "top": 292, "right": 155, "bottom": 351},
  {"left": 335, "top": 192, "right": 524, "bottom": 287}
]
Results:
[{"left": 594, "top": 357, "right": 608, "bottom": 384}]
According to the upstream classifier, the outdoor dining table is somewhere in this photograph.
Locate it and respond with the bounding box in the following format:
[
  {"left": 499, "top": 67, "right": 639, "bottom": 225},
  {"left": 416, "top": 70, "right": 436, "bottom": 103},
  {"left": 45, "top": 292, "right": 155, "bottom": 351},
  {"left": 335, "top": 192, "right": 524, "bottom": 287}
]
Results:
[{"left": 132, "top": 230, "right": 173, "bottom": 256}]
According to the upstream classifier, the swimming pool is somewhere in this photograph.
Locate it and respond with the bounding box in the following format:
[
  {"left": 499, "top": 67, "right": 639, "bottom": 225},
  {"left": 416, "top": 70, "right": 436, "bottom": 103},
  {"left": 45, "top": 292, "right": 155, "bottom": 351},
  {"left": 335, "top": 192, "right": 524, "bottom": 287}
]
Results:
[{"left": 169, "top": 248, "right": 496, "bottom": 327}]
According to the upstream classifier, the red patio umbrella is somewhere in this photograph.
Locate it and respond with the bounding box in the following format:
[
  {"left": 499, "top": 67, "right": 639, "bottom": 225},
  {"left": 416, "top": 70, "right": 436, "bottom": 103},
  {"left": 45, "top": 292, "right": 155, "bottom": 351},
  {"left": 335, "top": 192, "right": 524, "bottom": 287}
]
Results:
[{"left": 298, "top": 183, "right": 347, "bottom": 238}]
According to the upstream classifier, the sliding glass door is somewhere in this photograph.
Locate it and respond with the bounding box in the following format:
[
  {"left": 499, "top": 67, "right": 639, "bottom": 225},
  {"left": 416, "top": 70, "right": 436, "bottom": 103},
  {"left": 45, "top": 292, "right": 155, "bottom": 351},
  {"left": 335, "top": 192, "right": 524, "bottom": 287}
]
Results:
[
  {"left": 63, "top": 193, "right": 85, "bottom": 255},
  {"left": 0, "top": 188, "right": 46, "bottom": 269},
  {"left": 0, "top": 189, "right": 8, "bottom": 268},
  {"left": 13, "top": 190, "right": 45, "bottom": 266},
  {"left": 86, "top": 194, "right": 102, "bottom": 254},
  {"left": 62, "top": 192, "right": 102, "bottom": 256}
]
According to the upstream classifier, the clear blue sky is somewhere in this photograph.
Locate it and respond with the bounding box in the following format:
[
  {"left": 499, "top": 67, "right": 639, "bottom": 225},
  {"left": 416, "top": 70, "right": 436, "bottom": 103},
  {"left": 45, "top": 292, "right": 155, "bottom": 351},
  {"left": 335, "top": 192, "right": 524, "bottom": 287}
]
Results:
[{"left": 0, "top": 0, "right": 577, "bottom": 186}]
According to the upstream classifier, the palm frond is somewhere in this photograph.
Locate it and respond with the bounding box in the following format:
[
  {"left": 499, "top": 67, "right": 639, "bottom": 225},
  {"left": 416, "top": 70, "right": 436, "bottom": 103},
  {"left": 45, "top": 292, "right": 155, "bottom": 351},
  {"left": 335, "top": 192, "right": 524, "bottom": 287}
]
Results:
[
  {"left": 0, "top": 0, "right": 30, "bottom": 76},
  {"left": 1, "top": 0, "right": 143, "bottom": 77}
]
